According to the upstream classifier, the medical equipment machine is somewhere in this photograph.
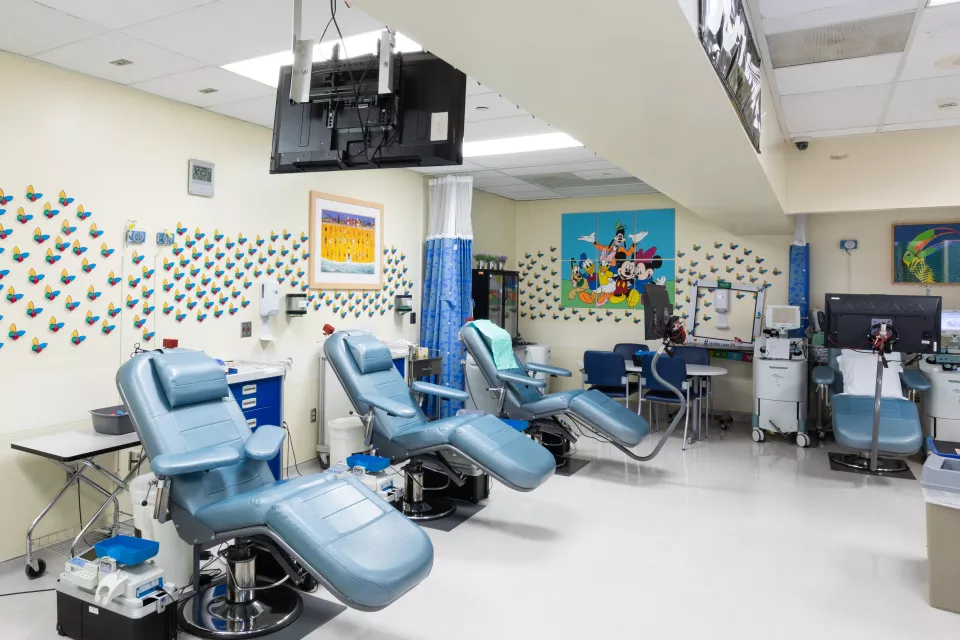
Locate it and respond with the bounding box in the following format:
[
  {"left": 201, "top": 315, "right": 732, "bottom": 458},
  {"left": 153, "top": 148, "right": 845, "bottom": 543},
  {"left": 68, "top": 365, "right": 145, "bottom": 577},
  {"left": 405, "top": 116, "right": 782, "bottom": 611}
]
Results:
[
  {"left": 941, "top": 310, "right": 960, "bottom": 350},
  {"left": 752, "top": 307, "right": 809, "bottom": 446},
  {"left": 56, "top": 544, "right": 177, "bottom": 640},
  {"left": 323, "top": 330, "right": 555, "bottom": 522},
  {"left": 117, "top": 349, "right": 434, "bottom": 638},
  {"left": 816, "top": 293, "right": 937, "bottom": 476}
]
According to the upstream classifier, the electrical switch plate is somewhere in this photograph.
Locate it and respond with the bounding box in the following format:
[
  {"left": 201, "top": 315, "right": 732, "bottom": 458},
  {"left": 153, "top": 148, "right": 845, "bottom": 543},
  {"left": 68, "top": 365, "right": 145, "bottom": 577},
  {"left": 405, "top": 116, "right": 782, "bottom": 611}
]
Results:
[{"left": 240, "top": 321, "right": 252, "bottom": 338}]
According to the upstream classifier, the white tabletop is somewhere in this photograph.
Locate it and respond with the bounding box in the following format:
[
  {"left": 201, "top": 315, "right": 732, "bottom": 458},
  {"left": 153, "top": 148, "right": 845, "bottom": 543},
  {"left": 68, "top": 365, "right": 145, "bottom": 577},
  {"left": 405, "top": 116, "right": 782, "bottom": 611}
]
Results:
[
  {"left": 226, "top": 360, "right": 287, "bottom": 385},
  {"left": 11, "top": 428, "right": 140, "bottom": 463},
  {"left": 623, "top": 361, "right": 727, "bottom": 376}
]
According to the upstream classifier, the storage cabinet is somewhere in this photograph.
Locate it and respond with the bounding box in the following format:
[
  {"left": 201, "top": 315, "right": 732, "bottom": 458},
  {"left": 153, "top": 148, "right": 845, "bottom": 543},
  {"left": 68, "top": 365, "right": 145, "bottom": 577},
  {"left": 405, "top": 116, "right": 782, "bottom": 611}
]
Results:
[{"left": 227, "top": 366, "right": 284, "bottom": 480}]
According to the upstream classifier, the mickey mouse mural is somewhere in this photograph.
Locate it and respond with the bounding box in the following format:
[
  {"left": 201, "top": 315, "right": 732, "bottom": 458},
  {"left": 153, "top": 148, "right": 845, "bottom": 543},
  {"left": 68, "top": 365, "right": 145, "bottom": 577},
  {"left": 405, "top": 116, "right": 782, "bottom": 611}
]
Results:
[{"left": 560, "top": 209, "right": 675, "bottom": 309}]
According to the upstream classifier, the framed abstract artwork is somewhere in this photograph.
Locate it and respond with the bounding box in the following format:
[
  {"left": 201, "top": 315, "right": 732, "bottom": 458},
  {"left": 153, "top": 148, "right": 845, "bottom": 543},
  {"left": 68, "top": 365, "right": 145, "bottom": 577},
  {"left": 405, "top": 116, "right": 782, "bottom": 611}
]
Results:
[
  {"left": 892, "top": 223, "right": 960, "bottom": 284},
  {"left": 309, "top": 191, "right": 383, "bottom": 289}
]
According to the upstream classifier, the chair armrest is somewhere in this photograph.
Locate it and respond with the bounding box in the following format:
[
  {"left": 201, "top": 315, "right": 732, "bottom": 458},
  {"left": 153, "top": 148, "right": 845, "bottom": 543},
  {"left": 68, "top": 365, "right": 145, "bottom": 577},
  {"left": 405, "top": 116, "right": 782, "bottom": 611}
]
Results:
[
  {"left": 411, "top": 381, "right": 469, "bottom": 402},
  {"left": 812, "top": 366, "right": 835, "bottom": 386},
  {"left": 497, "top": 370, "right": 546, "bottom": 388},
  {"left": 524, "top": 362, "right": 572, "bottom": 377},
  {"left": 244, "top": 425, "right": 285, "bottom": 461},
  {"left": 151, "top": 446, "right": 241, "bottom": 477},
  {"left": 357, "top": 393, "right": 417, "bottom": 418},
  {"left": 900, "top": 369, "right": 931, "bottom": 392}
]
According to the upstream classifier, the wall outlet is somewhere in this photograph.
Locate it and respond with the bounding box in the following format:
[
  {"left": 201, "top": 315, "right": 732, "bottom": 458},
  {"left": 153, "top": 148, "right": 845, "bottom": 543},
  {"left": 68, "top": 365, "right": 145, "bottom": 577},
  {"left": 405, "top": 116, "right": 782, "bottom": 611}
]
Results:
[
  {"left": 409, "top": 311, "right": 416, "bottom": 325},
  {"left": 840, "top": 239, "right": 858, "bottom": 251},
  {"left": 156, "top": 232, "right": 174, "bottom": 245},
  {"left": 126, "top": 229, "right": 146, "bottom": 244},
  {"left": 310, "top": 408, "right": 317, "bottom": 423},
  {"left": 240, "top": 321, "right": 252, "bottom": 338}
]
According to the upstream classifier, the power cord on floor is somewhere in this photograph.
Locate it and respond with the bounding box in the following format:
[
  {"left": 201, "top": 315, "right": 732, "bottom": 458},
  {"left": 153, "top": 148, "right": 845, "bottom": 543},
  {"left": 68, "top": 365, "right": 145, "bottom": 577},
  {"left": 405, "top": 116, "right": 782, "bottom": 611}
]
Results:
[
  {"left": 0, "top": 588, "right": 55, "bottom": 598},
  {"left": 282, "top": 422, "right": 302, "bottom": 477}
]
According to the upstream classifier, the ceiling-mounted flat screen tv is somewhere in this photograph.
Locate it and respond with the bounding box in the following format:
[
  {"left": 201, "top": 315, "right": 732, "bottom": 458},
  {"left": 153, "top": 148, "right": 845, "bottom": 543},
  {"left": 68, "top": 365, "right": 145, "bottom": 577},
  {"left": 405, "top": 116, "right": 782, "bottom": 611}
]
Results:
[{"left": 699, "top": 0, "right": 762, "bottom": 152}]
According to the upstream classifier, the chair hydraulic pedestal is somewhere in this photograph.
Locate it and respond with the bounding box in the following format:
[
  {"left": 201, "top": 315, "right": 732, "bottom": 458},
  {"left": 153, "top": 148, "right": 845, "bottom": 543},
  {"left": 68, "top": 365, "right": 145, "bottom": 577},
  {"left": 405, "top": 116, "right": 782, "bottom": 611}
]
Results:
[{"left": 402, "top": 460, "right": 457, "bottom": 521}]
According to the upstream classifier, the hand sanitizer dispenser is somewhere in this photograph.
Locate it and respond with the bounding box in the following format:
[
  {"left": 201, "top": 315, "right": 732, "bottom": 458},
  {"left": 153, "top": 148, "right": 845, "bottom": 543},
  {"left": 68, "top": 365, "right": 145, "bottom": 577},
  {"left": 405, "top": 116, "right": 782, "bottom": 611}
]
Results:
[
  {"left": 259, "top": 280, "right": 280, "bottom": 340},
  {"left": 714, "top": 289, "right": 730, "bottom": 330}
]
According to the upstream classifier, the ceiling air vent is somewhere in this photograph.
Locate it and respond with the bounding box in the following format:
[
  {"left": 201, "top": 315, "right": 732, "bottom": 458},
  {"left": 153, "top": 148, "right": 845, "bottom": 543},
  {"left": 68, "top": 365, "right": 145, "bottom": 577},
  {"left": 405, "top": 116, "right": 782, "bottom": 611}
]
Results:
[{"left": 768, "top": 12, "right": 914, "bottom": 68}]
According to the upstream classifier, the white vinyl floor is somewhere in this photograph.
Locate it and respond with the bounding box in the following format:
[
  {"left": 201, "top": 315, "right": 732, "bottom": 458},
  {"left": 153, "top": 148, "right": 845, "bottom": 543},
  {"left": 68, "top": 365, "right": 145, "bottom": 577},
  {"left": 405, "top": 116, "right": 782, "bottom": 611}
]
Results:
[{"left": 1, "top": 424, "right": 956, "bottom": 640}]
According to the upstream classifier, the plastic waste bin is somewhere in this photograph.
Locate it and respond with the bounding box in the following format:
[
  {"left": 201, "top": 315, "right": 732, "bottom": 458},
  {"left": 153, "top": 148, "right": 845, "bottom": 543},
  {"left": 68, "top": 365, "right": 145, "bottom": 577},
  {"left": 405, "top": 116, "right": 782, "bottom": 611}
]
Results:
[
  {"left": 328, "top": 417, "right": 368, "bottom": 467},
  {"left": 920, "top": 454, "right": 960, "bottom": 614},
  {"left": 130, "top": 473, "right": 192, "bottom": 588}
]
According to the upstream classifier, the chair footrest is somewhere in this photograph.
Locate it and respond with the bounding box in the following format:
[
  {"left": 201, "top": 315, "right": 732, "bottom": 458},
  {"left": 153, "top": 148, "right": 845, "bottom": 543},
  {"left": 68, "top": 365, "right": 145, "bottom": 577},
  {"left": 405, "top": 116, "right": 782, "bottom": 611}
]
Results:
[{"left": 569, "top": 390, "right": 651, "bottom": 447}]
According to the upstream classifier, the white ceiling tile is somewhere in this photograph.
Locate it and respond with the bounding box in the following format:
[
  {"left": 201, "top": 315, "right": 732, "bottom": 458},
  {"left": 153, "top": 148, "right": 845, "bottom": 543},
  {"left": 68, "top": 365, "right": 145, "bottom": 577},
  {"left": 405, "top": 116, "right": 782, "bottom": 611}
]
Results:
[
  {"left": 471, "top": 147, "right": 600, "bottom": 169},
  {"left": 464, "top": 93, "right": 528, "bottom": 122},
  {"left": 571, "top": 168, "right": 633, "bottom": 180},
  {"left": 479, "top": 185, "right": 563, "bottom": 200},
  {"left": 472, "top": 176, "right": 529, "bottom": 188},
  {"left": 881, "top": 117, "right": 960, "bottom": 132},
  {"left": 206, "top": 95, "right": 277, "bottom": 127},
  {"left": 780, "top": 84, "right": 891, "bottom": 133},
  {"left": 0, "top": 0, "right": 108, "bottom": 56},
  {"left": 498, "top": 159, "right": 617, "bottom": 176},
  {"left": 512, "top": 191, "right": 566, "bottom": 200},
  {"left": 793, "top": 126, "right": 879, "bottom": 138},
  {"left": 482, "top": 183, "right": 552, "bottom": 195},
  {"left": 34, "top": 0, "right": 216, "bottom": 30},
  {"left": 131, "top": 66, "right": 275, "bottom": 107},
  {"left": 760, "top": 0, "right": 917, "bottom": 35},
  {"left": 775, "top": 53, "right": 901, "bottom": 95},
  {"left": 554, "top": 184, "right": 661, "bottom": 198},
  {"left": 464, "top": 115, "right": 555, "bottom": 142},
  {"left": 121, "top": 0, "right": 380, "bottom": 66},
  {"left": 33, "top": 32, "right": 205, "bottom": 84},
  {"left": 885, "top": 75, "right": 960, "bottom": 124},
  {"left": 466, "top": 77, "right": 494, "bottom": 96},
  {"left": 900, "top": 4, "right": 960, "bottom": 81}
]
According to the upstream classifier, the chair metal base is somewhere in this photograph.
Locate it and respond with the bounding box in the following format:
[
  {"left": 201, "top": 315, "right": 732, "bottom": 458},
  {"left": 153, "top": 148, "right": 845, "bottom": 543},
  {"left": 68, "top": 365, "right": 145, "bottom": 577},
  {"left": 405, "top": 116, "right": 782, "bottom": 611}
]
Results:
[
  {"left": 828, "top": 452, "right": 916, "bottom": 479},
  {"left": 179, "top": 581, "right": 303, "bottom": 639},
  {"left": 401, "top": 460, "right": 457, "bottom": 521}
]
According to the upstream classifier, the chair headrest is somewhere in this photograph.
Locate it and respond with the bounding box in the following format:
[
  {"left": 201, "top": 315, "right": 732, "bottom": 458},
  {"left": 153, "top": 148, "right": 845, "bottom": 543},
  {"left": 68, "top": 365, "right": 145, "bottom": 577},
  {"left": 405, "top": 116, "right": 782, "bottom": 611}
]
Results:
[
  {"left": 151, "top": 349, "right": 228, "bottom": 408},
  {"left": 344, "top": 334, "right": 394, "bottom": 374}
]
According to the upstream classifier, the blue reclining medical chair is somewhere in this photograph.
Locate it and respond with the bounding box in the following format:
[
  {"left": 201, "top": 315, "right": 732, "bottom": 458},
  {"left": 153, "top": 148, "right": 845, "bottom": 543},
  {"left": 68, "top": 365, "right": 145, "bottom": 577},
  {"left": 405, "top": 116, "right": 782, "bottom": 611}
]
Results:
[
  {"left": 813, "top": 348, "right": 930, "bottom": 475},
  {"left": 323, "top": 330, "right": 555, "bottom": 521},
  {"left": 461, "top": 324, "right": 666, "bottom": 463},
  {"left": 117, "top": 349, "right": 433, "bottom": 639}
]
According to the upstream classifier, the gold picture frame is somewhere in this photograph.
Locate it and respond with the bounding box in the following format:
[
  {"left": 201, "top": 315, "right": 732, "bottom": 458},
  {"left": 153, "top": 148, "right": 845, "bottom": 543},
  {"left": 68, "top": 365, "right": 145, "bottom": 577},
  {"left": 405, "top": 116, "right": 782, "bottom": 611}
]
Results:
[{"left": 308, "top": 191, "right": 384, "bottom": 290}]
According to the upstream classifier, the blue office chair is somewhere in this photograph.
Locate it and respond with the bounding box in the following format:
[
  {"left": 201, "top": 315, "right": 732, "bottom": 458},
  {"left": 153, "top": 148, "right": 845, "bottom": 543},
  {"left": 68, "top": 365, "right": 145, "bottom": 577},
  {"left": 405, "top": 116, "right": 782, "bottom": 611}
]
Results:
[
  {"left": 117, "top": 349, "right": 433, "bottom": 639},
  {"left": 813, "top": 348, "right": 930, "bottom": 475},
  {"left": 641, "top": 354, "right": 700, "bottom": 449},
  {"left": 460, "top": 324, "right": 655, "bottom": 462},
  {"left": 613, "top": 343, "right": 648, "bottom": 361},
  {"left": 583, "top": 350, "right": 632, "bottom": 403},
  {"left": 323, "top": 330, "right": 555, "bottom": 521}
]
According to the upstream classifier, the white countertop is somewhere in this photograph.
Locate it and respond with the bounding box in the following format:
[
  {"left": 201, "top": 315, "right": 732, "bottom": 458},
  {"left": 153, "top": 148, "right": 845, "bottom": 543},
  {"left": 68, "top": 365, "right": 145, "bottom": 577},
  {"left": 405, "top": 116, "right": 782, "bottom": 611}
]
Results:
[
  {"left": 226, "top": 360, "right": 287, "bottom": 385},
  {"left": 11, "top": 427, "right": 140, "bottom": 462}
]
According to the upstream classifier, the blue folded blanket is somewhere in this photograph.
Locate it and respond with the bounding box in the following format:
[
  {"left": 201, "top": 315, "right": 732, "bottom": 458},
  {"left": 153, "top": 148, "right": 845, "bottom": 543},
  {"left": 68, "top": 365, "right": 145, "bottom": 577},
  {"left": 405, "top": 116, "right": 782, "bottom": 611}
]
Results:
[{"left": 470, "top": 320, "right": 516, "bottom": 370}]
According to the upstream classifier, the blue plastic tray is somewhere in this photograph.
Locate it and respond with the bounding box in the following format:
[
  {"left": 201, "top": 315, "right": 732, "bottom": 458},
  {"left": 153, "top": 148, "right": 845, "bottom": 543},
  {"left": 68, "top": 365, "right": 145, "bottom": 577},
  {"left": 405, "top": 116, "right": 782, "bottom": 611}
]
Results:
[
  {"left": 346, "top": 454, "right": 391, "bottom": 473},
  {"left": 95, "top": 535, "right": 159, "bottom": 566},
  {"left": 502, "top": 419, "right": 528, "bottom": 432}
]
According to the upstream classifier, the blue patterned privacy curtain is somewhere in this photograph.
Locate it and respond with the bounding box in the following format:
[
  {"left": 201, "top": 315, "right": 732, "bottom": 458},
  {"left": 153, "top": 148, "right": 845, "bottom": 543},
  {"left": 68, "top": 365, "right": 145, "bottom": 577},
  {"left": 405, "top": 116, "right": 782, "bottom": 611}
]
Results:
[
  {"left": 789, "top": 215, "right": 810, "bottom": 338},
  {"left": 421, "top": 175, "right": 474, "bottom": 418}
]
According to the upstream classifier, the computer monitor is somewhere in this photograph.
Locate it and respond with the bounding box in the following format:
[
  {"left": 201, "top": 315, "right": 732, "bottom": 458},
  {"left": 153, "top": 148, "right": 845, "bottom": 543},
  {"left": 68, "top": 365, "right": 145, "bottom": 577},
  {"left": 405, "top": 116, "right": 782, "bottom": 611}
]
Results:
[
  {"left": 942, "top": 310, "right": 960, "bottom": 336},
  {"left": 642, "top": 284, "right": 673, "bottom": 341},
  {"left": 823, "top": 293, "right": 941, "bottom": 354},
  {"left": 765, "top": 305, "right": 801, "bottom": 331}
]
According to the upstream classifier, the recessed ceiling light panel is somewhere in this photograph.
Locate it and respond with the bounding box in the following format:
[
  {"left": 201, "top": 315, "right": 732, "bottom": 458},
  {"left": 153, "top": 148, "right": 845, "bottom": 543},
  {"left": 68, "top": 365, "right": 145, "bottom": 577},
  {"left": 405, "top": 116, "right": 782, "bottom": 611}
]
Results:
[{"left": 463, "top": 133, "right": 583, "bottom": 157}]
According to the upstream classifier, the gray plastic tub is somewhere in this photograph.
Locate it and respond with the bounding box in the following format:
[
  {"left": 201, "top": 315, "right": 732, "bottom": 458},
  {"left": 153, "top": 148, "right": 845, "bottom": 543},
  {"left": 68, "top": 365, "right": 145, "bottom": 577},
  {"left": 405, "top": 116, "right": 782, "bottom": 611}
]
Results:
[{"left": 90, "top": 405, "right": 134, "bottom": 435}]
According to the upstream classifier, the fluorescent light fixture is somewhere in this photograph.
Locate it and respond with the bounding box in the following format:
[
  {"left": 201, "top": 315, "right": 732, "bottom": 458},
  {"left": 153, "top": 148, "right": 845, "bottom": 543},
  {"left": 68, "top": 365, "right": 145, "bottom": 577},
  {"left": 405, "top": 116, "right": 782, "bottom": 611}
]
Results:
[
  {"left": 928, "top": 0, "right": 960, "bottom": 6},
  {"left": 463, "top": 133, "right": 583, "bottom": 157},
  {"left": 222, "top": 30, "right": 422, "bottom": 88}
]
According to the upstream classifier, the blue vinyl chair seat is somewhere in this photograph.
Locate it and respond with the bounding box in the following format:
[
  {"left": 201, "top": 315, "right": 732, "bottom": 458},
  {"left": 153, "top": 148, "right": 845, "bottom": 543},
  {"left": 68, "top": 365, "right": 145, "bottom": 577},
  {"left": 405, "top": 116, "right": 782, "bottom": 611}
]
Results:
[
  {"left": 460, "top": 325, "right": 650, "bottom": 448},
  {"left": 588, "top": 385, "right": 627, "bottom": 398},
  {"left": 117, "top": 349, "right": 433, "bottom": 612},
  {"left": 324, "top": 331, "right": 555, "bottom": 492},
  {"left": 643, "top": 389, "right": 701, "bottom": 404},
  {"left": 831, "top": 395, "right": 923, "bottom": 456}
]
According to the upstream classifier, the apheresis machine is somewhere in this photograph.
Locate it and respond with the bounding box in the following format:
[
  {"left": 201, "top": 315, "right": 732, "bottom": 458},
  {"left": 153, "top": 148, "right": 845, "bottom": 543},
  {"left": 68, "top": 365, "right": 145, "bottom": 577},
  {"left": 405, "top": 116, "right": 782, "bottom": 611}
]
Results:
[
  {"left": 921, "top": 309, "right": 960, "bottom": 441},
  {"left": 752, "top": 305, "right": 810, "bottom": 447}
]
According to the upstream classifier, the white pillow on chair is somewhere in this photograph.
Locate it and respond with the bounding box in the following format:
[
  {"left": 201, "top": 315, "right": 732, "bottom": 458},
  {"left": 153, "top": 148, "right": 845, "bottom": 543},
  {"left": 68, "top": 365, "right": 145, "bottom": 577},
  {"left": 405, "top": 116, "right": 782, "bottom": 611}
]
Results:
[{"left": 836, "top": 349, "right": 904, "bottom": 399}]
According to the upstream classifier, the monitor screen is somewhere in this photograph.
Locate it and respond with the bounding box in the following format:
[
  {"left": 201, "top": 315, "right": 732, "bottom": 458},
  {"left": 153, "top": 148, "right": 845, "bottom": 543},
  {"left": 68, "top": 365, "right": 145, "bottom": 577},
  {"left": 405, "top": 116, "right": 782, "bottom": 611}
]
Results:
[
  {"left": 943, "top": 310, "right": 960, "bottom": 334},
  {"left": 824, "top": 293, "right": 941, "bottom": 354}
]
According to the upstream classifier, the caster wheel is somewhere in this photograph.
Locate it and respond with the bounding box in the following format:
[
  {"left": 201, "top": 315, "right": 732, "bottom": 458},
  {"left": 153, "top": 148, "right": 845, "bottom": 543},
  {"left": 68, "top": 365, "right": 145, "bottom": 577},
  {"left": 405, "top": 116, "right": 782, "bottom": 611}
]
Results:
[
  {"left": 56, "top": 623, "right": 65, "bottom": 637},
  {"left": 796, "top": 432, "right": 810, "bottom": 448},
  {"left": 751, "top": 428, "right": 765, "bottom": 443},
  {"left": 25, "top": 558, "right": 45, "bottom": 579},
  {"left": 818, "top": 430, "right": 827, "bottom": 440},
  {"left": 317, "top": 452, "right": 330, "bottom": 470},
  {"left": 686, "top": 437, "right": 693, "bottom": 445}
]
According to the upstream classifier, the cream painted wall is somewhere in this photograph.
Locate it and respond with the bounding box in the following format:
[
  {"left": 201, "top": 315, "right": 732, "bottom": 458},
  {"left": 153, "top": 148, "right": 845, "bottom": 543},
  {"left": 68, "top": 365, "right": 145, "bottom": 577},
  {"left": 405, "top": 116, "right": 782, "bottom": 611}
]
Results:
[
  {"left": 0, "top": 53, "right": 425, "bottom": 561},
  {"left": 513, "top": 194, "right": 789, "bottom": 414},
  {"left": 470, "top": 190, "right": 517, "bottom": 266},
  {"left": 786, "top": 128, "right": 960, "bottom": 215},
  {"left": 807, "top": 207, "right": 960, "bottom": 312}
]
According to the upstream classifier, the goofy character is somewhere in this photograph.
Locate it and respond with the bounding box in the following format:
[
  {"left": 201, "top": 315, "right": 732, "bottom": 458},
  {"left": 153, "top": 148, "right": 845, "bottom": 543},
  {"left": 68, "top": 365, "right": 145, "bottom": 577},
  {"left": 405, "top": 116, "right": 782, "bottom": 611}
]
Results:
[{"left": 578, "top": 222, "right": 648, "bottom": 263}]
